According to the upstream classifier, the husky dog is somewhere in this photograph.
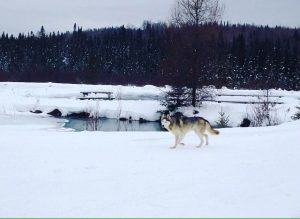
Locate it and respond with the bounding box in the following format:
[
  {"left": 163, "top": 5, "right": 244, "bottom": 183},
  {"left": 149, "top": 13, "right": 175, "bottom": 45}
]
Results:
[{"left": 161, "top": 114, "right": 219, "bottom": 149}]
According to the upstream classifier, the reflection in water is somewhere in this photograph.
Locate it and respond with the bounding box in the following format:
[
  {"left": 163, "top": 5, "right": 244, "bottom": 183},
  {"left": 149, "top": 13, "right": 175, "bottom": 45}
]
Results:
[{"left": 65, "top": 117, "right": 164, "bottom": 132}]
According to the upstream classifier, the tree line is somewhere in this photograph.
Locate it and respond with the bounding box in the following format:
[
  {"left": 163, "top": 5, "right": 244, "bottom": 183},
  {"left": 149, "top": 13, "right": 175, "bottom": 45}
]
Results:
[{"left": 0, "top": 22, "right": 299, "bottom": 90}]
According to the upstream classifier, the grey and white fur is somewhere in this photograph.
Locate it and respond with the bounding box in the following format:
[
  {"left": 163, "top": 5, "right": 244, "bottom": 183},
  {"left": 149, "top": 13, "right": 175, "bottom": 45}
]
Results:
[{"left": 161, "top": 114, "right": 220, "bottom": 149}]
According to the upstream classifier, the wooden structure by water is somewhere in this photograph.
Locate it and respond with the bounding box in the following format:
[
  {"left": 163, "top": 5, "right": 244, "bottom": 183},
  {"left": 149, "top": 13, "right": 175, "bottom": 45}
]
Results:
[{"left": 79, "top": 91, "right": 114, "bottom": 100}]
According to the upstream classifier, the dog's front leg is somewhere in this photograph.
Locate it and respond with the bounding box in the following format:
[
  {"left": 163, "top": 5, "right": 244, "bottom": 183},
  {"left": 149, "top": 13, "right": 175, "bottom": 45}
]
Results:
[
  {"left": 178, "top": 134, "right": 186, "bottom": 146},
  {"left": 170, "top": 135, "right": 179, "bottom": 149}
]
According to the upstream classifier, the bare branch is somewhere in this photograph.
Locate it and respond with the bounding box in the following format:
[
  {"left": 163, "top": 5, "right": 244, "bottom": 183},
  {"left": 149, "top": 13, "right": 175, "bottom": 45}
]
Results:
[{"left": 171, "top": 0, "right": 224, "bottom": 26}]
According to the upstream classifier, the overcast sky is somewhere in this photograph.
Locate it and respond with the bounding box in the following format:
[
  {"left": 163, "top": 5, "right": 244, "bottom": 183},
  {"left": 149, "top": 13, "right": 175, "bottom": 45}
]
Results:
[{"left": 0, "top": 0, "right": 299, "bottom": 35}]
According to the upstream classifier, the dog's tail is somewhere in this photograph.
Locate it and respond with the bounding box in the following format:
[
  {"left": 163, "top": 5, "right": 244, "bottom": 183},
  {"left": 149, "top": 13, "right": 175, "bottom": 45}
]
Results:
[{"left": 206, "top": 122, "right": 220, "bottom": 135}]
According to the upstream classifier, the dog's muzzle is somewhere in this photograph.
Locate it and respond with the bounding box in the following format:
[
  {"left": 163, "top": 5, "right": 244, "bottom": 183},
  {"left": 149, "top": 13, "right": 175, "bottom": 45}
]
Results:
[{"left": 161, "top": 119, "right": 170, "bottom": 129}]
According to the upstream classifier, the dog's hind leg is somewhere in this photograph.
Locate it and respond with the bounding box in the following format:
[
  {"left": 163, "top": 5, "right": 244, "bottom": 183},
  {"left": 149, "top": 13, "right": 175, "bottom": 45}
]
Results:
[
  {"left": 195, "top": 131, "right": 205, "bottom": 148},
  {"left": 204, "top": 134, "right": 209, "bottom": 145}
]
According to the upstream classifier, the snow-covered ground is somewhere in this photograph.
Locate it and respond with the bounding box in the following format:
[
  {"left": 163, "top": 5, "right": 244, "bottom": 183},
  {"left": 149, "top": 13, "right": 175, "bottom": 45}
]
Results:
[
  {"left": 0, "top": 114, "right": 299, "bottom": 217},
  {"left": 0, "top": 82, "right": 300, "bottom": 217},
  {"left": 1, "top": 82, "right": 300, "bottom": 126}
]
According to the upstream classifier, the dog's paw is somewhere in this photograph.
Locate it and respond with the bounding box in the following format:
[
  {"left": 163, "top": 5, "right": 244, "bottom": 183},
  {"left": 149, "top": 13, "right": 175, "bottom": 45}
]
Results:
[
  {"left": 180, "top": 143, "right": 185, "bottom": 146},
  {"left": 170, "top": 146, "right": 177, "bottom": 149}
]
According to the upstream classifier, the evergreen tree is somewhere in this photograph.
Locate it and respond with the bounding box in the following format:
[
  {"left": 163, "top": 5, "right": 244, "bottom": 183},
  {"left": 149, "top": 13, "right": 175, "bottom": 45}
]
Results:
[
  {"left": 0, "top": 22, "right": 299, "bottom": 89},
  {"left": 161, "top": 86, "right": 191, "bottom": 112},
  {"left": 292, "top": 105, "right": 300, "bottom": 120},
  {"left": 216, "top": 108, "right": 230, "bottom": 128}
]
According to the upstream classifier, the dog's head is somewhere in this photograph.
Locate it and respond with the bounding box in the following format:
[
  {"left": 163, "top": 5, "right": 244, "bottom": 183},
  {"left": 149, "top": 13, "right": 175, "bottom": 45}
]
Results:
[{"left": 161, "top": 114, "right": 171, "bottom": 129}]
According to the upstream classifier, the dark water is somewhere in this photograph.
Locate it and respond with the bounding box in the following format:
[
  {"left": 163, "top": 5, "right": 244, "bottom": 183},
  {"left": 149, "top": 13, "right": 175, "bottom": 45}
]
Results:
[{"left": 64, "top": 117, "right": 164, "bottom": 132}]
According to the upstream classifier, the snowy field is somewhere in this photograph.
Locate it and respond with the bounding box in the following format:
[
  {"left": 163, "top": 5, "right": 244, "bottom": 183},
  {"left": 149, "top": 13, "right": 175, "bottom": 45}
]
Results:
[
  {"left": 0, "top": 82, "right": 300, "bottom": 217},
  {"left": 0, "top": 115, "right": 300, "bottom": 217}
]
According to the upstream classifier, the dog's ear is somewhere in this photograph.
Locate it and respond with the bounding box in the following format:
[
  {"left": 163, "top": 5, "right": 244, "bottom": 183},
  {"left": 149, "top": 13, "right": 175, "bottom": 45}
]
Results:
[
  {"left": 161, "top": 114, "right": 166, "bottom": 120},
  {"left": 167, "top": 114, "right": 171, "bottom": 120}
]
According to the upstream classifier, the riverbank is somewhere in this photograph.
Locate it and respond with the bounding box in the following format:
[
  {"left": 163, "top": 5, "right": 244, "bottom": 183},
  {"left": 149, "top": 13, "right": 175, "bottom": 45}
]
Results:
[{"left": 1, "top": 82, "right": 300, "bottom": 127}]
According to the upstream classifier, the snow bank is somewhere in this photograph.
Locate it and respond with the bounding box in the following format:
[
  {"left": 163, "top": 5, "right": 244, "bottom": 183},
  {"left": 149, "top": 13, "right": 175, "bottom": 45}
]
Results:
[{"left": 0, "top": 82, "right": 299, "bottom": 125}]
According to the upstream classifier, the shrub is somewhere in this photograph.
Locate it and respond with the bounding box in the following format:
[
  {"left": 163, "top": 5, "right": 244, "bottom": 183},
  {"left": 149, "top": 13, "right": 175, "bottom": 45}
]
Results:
[
  {"left": 292, "top": 106, "right": 300, "bottom": 120},
  {"left": 216, "top": 108, "right": 230, "bottom": 128}
]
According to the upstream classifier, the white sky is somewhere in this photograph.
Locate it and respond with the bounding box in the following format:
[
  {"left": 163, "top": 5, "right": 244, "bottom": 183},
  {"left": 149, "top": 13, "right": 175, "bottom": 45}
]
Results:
[{"left": 0, "top": 0, "right": 299, "bottom": 35}]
